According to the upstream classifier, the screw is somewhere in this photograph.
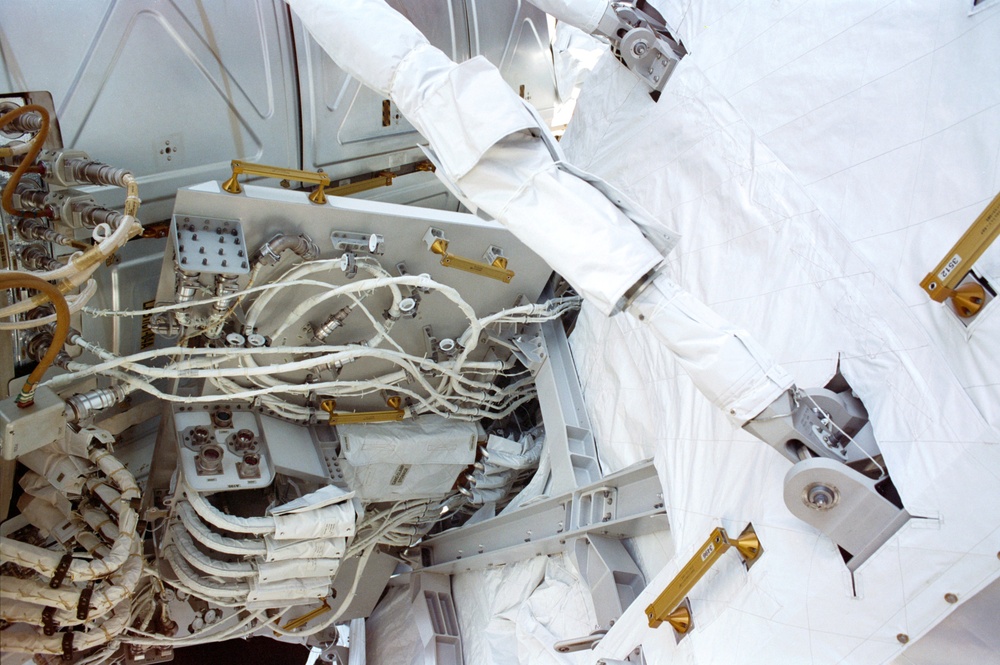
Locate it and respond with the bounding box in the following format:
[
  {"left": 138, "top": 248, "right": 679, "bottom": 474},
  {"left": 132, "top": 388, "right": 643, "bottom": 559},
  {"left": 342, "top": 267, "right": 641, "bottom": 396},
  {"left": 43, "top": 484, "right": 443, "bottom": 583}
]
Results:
[
  {"left": 897, "top": 633, "right": 909, "bottom": 644},
  {"left": 944, "top": 593, "right": 958, "bottom": 603}
]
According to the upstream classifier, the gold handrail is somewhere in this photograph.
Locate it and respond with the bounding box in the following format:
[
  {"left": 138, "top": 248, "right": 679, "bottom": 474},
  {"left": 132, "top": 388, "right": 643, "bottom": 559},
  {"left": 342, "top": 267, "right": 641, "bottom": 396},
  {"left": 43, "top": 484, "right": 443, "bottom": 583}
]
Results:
[
  {"left": 320, "top": 396, "right": 405, "bottom": 426},
  {"left": 222, "top": 160, "right": 330, "bottom": 204},
  {"left": 645, "top": 523, "right": 763, "bottom": 634},
  {"left": 919, "top": 191, "right": 1000, "bottom": 317},
  {"left": 429, "top": 238, "right": 515, "bottom": 284},
  {"left": 222, "top": 160, "right": 400, "bottom": 205}
]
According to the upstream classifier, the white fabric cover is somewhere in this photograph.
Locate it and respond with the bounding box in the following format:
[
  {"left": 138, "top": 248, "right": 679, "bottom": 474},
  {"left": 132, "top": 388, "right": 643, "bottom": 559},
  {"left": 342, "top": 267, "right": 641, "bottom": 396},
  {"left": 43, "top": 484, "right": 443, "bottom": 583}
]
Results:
[
  {"left": 554, "top": 1, "right": 1000, "bottom": 663},
  {"left": 452, "top": 554, "right": 598, "bottom": 665},
  {"left": 256, "top": 558, "right": 339, "bottom": 584},
  {"left": 263, "top": 535, "right": 346, "bottom": 563},
  {"left": 628, "top": 274, "right": 793, "bottom": 425},
  {"left": 527, "top": 0, "right": 609, "bottom": 34},
  {"left": 338, "top": 416, "right": 477, "bottom": 500},
  {"left": 285, "top": 0, "right": 666, "bottom": 316},
  {"left": 271, "top": 501, "right": 356, "bottom": 540}
]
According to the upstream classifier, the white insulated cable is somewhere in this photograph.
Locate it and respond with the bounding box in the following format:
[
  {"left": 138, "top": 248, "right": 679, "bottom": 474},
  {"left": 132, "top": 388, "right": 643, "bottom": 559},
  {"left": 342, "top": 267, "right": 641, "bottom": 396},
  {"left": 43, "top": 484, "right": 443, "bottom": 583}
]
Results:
[{"left": 0, "top": 278, "right": 98, "bottom": 330}]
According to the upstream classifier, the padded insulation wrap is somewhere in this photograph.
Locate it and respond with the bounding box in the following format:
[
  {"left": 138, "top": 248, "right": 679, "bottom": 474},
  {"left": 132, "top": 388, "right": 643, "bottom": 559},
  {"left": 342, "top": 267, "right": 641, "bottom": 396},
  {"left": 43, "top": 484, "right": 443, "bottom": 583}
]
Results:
[{"left": 338, "top": 416, "right": 477, "bottom": 501}]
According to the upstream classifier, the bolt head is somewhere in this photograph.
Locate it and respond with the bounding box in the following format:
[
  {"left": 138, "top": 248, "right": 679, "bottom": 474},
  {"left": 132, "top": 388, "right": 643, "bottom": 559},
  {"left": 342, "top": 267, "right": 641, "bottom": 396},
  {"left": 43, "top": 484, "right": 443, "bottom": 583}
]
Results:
[{"left": 804, "top": 482, "right": 839, "bottom": 510}]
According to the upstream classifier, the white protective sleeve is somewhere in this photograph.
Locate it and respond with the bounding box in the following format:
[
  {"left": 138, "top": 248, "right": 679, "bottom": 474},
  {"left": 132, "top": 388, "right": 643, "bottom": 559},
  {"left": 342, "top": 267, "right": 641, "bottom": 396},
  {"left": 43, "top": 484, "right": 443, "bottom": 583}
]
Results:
[
  {"left": 526, "top": 0, "right": 610, "bottom": 33},
  {"left": 286, "top": 0, "right": 663, "bottom": 316},
  {"left": 627, "top": 275, "right": 793, "bottom": 424},
  {"left": 287, "top": 0, "right": 791, "bottom": 422}
]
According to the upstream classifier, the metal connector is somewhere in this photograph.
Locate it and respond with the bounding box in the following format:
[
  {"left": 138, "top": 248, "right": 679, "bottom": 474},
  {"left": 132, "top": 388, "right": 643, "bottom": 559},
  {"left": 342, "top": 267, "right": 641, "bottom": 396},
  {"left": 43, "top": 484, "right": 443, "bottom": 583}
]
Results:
[{"left": 594, "top": 2, "right": 687, "bottom": 101}]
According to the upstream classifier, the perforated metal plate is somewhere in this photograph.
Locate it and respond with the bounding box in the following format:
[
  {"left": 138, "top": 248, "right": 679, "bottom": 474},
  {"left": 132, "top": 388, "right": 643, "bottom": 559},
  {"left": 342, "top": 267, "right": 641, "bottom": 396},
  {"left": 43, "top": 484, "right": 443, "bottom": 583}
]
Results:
[{"left": 171, "top": 216, "right": 250, "bottom": 275}]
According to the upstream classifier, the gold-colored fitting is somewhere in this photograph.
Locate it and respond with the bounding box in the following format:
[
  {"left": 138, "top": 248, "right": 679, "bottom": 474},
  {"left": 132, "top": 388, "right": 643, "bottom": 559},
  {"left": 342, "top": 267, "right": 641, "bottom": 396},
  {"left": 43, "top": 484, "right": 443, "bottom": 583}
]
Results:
[
  {"left": 951, "top": 282, "right": 985, "bottom": 318},
  {"left": 319, "top": 397, "right": 405, "bottom": 426}
]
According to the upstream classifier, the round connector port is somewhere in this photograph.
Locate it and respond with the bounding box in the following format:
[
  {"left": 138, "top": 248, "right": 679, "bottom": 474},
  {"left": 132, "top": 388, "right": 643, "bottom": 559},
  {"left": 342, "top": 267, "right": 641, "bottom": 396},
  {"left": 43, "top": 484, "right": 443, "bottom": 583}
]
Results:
[{"left": 196, "top": 444, "right": 224, "bottom": 474}]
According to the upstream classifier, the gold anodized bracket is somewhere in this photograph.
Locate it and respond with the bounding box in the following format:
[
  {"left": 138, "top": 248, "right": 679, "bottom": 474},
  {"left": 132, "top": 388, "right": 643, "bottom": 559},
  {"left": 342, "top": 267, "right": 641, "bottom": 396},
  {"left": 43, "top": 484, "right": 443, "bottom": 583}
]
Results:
[
  {"left": 320, "top": 396, "right": 405, "bottom": 426},
  {"left": 919, "top": 191, "right": 1000, "bottom": 318},
  {"left": 424, "top": 228, "right": 515, "bottom": 284},
  {"left": 327, "top": 171, "right": 395, "bottom": 198},
  {"left": 645, "top": 523, "right": 763, "bottom": 637}
]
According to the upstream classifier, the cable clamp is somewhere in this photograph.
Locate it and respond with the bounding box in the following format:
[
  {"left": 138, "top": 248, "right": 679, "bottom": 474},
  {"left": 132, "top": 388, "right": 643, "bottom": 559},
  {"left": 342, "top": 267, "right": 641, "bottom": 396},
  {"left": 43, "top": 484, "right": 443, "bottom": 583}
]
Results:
[
  {"left": 62, "top": 631, "right": 75, "bottom": 661},
  {"left": 42, "top": 606, "right": 59, "bottom": 635},
  {"left": 77, "top": 581, "right": 95, "bottom": 620},
  {"left": 49, "top": 552, "right": 73, "bottom": 589}
]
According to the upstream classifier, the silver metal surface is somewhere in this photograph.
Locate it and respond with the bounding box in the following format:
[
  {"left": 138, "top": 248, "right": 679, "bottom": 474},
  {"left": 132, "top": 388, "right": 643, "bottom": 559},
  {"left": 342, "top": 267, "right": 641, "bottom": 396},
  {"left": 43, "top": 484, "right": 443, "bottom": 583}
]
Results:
[
  {"left": 172, "top": 216, "right": 251, "bottom": 275},
  {"left": 783, "top": 457, "right": 910, "bottom": 571},
  {"left": 536, "top": 318, "right": 601, "bottom": 494},
  {"left": 574, "top": 535, "right": 644, "bottom": 630},
  {"left": 416, "top": 460, "right": 667, "bottom": 575},
  {"left": 156, "top": 182, "right": 554, "bottom": 412},
  {"left": 0, "top": 0, "right": 299, "bottom": 222},
  {"left": 468, "top": 0, "right": 556, "bottom": 124},
  {"left": 1, "top": 385, "right": 67, "bottom": 460}
]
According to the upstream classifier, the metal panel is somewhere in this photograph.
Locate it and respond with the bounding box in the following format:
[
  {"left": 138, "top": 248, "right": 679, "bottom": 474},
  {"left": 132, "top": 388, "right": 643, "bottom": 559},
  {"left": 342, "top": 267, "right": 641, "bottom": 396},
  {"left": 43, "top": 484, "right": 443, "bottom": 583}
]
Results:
[
  {"left": 294, "top": 0, "right": 557, "bottom": 177},
  {"left": 468, "top": 0, "right": 556, "bottom": 124},
  {"left": 0, "top": 0, "right": 299, "bottom": 223},
  {"left": 157, "top": 183, "right": 555, "bottom": 411},
  {"left": 294, "top": 0, "right": 472, "bottom": 178}
]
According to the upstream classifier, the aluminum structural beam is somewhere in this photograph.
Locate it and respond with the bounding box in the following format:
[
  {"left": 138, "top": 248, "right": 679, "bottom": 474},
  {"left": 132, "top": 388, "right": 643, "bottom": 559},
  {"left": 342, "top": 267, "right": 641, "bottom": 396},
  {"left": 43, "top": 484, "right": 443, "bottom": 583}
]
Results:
[{"left": 416, "top": 460, "right": 667, "bottom": 575}]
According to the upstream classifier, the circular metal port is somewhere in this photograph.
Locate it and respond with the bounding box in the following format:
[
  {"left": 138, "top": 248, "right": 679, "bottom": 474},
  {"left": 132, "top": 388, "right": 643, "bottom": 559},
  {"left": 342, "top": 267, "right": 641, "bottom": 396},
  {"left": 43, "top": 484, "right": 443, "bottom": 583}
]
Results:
[
  {"left": 190, "top": 426, "right": 211, "bottom": 445},
  {"left": 211, "top": 408, "right": 233, "bottom": 429},
  {"left": 234, "top": 429, "right": 255, "bottom": 450},
  {"left": 803, "top": 482, "right": 839, "bottom": 511},
  {"left": 196, "top": 444, "right": 224, "bottom": 474}
]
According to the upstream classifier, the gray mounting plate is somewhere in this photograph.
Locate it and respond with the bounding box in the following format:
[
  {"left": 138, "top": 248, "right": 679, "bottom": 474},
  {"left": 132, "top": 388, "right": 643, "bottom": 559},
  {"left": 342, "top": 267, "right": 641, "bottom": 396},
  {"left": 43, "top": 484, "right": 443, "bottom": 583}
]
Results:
[{"left": 172, "top": 216, "right": 251, "bottom": 275}]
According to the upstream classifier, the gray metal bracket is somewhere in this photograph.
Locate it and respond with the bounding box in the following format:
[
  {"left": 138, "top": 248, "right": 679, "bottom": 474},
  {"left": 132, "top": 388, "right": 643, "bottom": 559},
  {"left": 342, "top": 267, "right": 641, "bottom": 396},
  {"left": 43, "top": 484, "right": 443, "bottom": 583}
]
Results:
[
  {"left": 416, "top": 460, "right": 666, "bottom": 575},
  {"left": 535, "top": 319, "right": 601, "bottom": 494}
]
